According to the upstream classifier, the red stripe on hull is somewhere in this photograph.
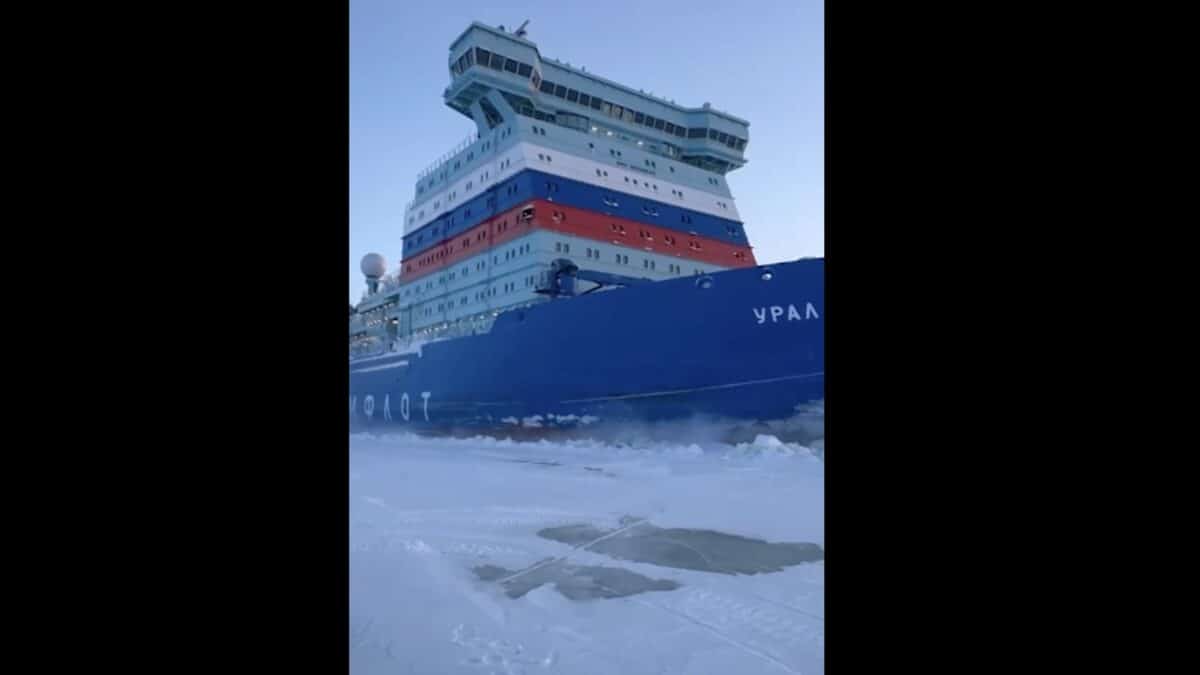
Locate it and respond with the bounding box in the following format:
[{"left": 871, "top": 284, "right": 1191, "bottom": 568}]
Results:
[{"left": 399, "top": 200, "right": 756, "bottom": 284}]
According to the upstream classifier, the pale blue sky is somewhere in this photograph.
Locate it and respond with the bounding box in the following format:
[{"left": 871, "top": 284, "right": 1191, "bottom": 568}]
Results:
[{"left": 351, "top": 0, "right": 823, "bottom": 303}]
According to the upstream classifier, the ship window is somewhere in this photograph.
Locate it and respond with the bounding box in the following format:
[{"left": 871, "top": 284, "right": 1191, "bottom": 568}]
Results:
[
  {"left": 539, "top": 79, "right": 554, "bottom": 94},
  {"left": 718, "top": 132, "right": 729, "bottom": 144},
  {"left": 517, "top": 63, "right": 532, "bottom": 77},
  {"left": 708, "top": 129, "right": 719, "bottom": 140},
  {"left": 654, "top": 119, "right": 665, "bottom": 130},
  {"left": 554, "top": 84, "right": 567, "bottom": 98},
  {"left": 476, "top": 48, "right": 490, "bottom": 66},
  {"left": 489, "top": 53, "right": 504, "bottom": 70},
  {"left": 665, "top": 122, "right": 675, "bottom": 134},
  {"left": 634, "top": 111, "right": 645, "bottom": 124},
  {"left": 578, "top": 93, "right": 590, "bottom": 107},
  {"left": 644, "top": 115, "right": 655, "bottom": 127},
  {"left": 504, "top": 58, "right": 518, "bottom": 73},
  {"left": 566, "top": 89, "right": 579, "bottom": 103},
  {"left": 590, "top": 97, "right": 603, "bottom": 110}
]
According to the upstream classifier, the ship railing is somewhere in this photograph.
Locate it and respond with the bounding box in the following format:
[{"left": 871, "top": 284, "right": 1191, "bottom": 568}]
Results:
[{"left": 415, "top": 131, "right": 481, "bottom": 183}]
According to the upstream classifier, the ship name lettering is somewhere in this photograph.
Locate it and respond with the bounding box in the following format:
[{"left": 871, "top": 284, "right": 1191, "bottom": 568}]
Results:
[{"left": 754, "top": 303, "right": 820, "bottom": 324}]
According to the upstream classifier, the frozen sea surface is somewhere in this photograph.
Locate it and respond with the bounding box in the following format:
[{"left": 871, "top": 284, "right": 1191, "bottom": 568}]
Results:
[{"left": 350, "top": 431, "right": 824, "bottom": 674}]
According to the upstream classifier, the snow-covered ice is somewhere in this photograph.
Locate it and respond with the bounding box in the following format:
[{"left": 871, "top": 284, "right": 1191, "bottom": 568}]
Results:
[{"left": 350, "top": 431, "right": 824, "bottom": 674}]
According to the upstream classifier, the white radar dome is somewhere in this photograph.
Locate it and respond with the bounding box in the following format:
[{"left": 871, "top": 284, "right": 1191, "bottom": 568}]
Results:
[{"left": 360, "top": 253, "right": 386, "bottom": 278}]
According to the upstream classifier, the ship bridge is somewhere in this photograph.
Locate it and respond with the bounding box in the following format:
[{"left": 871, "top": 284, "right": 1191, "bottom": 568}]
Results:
[{"left": 443, "top": 22, "right": 749, "bottom": 176}]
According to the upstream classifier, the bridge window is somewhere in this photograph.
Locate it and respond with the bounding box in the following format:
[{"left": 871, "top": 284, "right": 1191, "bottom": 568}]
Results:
[
  {"left": 579, "top": 93, "right": 590, "bottom": 106},
  {"left": 567, "top": 89, "right": 579, "bottom": 103}
]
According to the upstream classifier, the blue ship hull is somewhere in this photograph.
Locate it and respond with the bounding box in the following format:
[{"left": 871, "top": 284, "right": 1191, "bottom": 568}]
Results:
[{"left": 349, "top": 258, "right": 823, "bottom": 432}]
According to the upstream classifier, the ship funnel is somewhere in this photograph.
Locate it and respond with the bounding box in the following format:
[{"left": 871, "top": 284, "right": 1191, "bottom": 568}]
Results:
[{"left": 360, "top": 252, "right": 386, "bottom": 295}]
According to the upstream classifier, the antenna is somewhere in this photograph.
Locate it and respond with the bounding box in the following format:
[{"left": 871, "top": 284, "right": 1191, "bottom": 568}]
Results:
[{"left": 515, "top": 19, "right": 530, "bottom": 37}]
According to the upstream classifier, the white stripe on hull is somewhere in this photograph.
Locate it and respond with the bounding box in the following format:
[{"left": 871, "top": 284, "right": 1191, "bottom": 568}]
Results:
[{"left": 404, "top": 141, "right": 741, "bottom": 235}]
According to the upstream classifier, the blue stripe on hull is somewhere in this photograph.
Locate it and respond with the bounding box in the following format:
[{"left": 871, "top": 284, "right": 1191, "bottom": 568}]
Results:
[
  {"left": 402, "top": 169, "right": 747, "bottom": 259},
  {"left": 349, "top": 258, "right": 824, "bottom": 431}
]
